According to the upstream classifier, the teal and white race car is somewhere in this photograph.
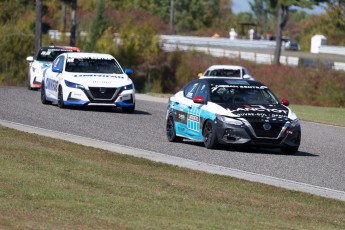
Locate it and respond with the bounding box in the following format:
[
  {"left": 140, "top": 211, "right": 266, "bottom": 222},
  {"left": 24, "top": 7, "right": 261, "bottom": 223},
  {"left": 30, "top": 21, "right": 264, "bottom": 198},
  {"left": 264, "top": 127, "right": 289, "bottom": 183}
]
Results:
[{"left": 166, "top": 78, "right": 301, "bottom": 154}]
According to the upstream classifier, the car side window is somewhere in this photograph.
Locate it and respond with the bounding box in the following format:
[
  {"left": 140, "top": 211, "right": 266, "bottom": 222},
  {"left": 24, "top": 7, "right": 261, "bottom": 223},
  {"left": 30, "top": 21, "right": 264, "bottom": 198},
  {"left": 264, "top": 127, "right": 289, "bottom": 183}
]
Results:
[
  {"left": 57, "top": 57, "right": 65, "bottom": 70},
  {"left": 184, "top": 82, "right": 199, "bottom": 99},
  {"left": 52, "top": 56, "right": 63, "bottom": 69},
  {"left": 195, "top": 83, "right": 208, "bottom": 101}
]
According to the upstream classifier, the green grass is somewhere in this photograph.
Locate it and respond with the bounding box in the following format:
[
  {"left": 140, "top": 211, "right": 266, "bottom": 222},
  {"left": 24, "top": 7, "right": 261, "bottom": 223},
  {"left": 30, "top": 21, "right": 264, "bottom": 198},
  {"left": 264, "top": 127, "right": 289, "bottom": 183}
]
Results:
[
  {"left": 290, "top": 105, "right": 345, "bottom": 127},
  {"left": 1, "top": 126, "right": 345, "bottom": 229}
]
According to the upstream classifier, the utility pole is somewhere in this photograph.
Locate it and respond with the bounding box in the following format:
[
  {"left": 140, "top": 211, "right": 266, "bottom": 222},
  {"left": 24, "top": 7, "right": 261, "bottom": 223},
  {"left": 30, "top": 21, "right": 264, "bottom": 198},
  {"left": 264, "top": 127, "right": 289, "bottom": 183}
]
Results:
[
  {"left": 70, "top": 0, "right": 77, "bottom": 46},
  {"left": 35, "top": 0, "right": 42, "bottom": 57},
  {"left": 61, "top": 0, "right": 66, "bottom": 33},
  {"left": 169, "top": 0, "right": 174, "bottom": 34}
]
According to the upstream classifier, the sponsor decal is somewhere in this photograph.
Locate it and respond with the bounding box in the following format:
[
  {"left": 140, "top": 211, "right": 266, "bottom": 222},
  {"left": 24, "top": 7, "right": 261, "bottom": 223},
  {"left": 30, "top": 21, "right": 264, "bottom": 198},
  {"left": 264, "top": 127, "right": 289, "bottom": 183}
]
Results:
[
  {"left": 46, "top": 78, "right": 58, "bottom": 92},
  {"left": 231, "top": 105, "right": 288, "bottom": 115},
  {"left": 187, "top": 114, "right": 199, "bottom": 122},
  {"left": 73, "top": 74, "right": 124, "bottom": 78}
]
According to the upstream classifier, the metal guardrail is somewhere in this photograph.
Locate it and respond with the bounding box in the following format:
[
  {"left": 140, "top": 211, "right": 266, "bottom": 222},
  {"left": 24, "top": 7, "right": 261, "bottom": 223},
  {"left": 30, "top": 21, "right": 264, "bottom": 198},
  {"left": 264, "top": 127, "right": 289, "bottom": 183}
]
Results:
[
  {"left": 159, "top": 35, "right": 345, "bottom": 71},
  {"left": 319, "top": 45, "right": 345, "bottom": 56},
  {"left": 160, "top": 35, "right": 277, "bottom": 49}
]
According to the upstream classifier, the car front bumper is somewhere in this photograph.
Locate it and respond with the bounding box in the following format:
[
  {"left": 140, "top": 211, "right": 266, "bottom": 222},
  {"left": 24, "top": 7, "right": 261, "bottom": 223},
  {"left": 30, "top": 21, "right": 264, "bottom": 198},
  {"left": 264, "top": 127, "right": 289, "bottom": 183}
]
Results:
[{"left": 214, "top": 119, "right": 301, "bottom": 148}]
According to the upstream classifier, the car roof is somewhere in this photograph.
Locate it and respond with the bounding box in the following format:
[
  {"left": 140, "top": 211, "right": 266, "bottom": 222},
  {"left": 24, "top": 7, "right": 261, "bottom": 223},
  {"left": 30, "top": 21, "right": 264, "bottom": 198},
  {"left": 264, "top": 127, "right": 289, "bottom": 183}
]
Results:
[
  {"left": 64, "top": 52, "right": 115, "bottom": 59},
  {"left": 40, "top": 45, "right": 80, "bottom": 52},
  {"left": 205, "top": 65, "right": 245, "bottom": 70},
  {"left": 196, "top": 77, "right": 264, "bottom": 87}
]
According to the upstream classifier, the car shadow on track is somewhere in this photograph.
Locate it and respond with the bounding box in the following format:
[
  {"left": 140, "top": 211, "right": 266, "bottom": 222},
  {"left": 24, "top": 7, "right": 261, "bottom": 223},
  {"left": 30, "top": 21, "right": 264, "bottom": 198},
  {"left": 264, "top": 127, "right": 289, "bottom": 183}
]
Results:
[
  {"left": 181, "top": 140, "right": 318, "bottom": 157},
  {"left": 67, "top": 106, "right": 151, "bottom": 115}
]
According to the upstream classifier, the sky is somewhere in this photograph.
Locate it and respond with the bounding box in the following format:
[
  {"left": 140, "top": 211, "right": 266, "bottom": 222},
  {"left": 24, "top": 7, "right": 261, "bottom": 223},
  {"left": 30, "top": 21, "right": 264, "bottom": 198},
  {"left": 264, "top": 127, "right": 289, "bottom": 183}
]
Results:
[{"left": 232, "top": 0, "right": 326, "bottom": 15}]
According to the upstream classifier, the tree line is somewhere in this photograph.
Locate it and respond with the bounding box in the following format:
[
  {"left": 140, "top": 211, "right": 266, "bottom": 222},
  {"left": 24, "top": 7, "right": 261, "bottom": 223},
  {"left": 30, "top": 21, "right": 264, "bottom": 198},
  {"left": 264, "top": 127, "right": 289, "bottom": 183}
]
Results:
[{"left": 0, "top": 0, "right": 344, "bottom": 95}]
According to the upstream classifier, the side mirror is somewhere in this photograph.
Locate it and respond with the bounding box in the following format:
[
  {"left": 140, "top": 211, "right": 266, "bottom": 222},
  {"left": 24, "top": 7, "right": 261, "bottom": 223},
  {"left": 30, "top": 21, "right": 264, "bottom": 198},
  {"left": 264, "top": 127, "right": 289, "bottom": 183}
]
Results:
[
  {"left": 125, "top": 68, "right": 133, "bottom": 76},
  {"left": 26, "top": 56, "right": 34, "bottom": 62},
  {"left": 193, "top": 96, "right": 205, "bottom": 104},
  {"left": 52, "top": 66, "right": 62, "bottom": 73},
  {"left": 281, "top": 98, "right": 290, "bottom": 106},
  {"left": 197, "top": 73, "right": 203, "bottom": 78}
]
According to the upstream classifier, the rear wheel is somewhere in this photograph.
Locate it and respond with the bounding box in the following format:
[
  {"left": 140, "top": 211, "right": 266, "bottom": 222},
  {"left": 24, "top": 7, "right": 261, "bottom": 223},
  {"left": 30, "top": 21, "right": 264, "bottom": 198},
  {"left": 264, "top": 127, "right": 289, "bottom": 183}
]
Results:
[
  {"left": 281, "top": 146, "right": 299, "bottom": 155},
  {"left": 57, "top": 86, "right": 66, "bottom": 108},
  {"left": 166, "top": 116, "right": 183, "bottom": 142},
  {"left": 40, "top": 82, "right": 51, "bottom": 105},
  {"left": 203, "top": 120, "right": 218, "bottom": 149}
]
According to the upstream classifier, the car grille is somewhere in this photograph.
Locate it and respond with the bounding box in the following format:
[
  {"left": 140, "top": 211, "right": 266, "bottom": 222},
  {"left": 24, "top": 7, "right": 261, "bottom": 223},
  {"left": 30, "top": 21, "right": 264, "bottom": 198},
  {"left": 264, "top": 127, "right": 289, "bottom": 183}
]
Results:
[
  {"left": 250, "top": 121, "right": 283, "bottom": 138},
  {"left": 88, "top": 87, "right": 117, "bottom": 100}
]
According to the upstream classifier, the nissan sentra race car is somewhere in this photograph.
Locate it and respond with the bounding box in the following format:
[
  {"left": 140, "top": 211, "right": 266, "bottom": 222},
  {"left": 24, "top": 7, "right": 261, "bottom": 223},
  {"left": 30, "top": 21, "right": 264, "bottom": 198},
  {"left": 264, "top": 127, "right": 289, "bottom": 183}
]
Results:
[
  {"left": 166, "top": 78, "right": 301, "bottom": 154},
  {"left": 198, "top": 65, "right": 254, "bottom": 80},
  {"left": 26, "top": 46, "right": 80, "bottom": 90},
  {"left": 41, "top": 52, "right": 135, "bottom": 113}
]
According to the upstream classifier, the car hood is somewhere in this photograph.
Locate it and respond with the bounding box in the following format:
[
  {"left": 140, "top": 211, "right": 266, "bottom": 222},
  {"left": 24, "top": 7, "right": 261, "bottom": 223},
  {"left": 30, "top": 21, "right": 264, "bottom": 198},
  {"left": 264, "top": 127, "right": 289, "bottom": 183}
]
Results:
[
  {"left": 32, "top": 60, "right": 51, "bottom": 70},
  {"left": 64, "top": 72, "right": 132, "bottom": 88},
  {"left": 218, "top": 103, "right": 292, "bottom": 122}
]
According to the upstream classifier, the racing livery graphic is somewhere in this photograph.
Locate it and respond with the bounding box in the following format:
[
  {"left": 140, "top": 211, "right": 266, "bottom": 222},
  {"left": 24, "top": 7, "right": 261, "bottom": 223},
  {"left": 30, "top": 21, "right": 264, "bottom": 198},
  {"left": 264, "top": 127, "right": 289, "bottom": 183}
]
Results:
[
  {"left": 26, "top": 46, "right": 80, "bottom": 90},
  {"left": 166, "top": 78, "right": 301, "bottom": 154},
  {"left": 41, "top": 52, "right": 135, "bottom": 113}
]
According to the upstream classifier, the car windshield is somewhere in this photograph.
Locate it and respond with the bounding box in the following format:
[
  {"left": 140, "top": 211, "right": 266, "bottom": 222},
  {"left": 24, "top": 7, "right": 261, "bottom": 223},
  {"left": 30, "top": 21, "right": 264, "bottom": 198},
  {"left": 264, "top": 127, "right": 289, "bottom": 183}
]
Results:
[
  {"left": 205, "top": 69, "right": 241, "bottom": 78},
  {"left": 210, "top": 83, "right": 279, "bottom": 105},
  {"left": 36, "top": 48, "right": 75, "bottom": 62},
  {"left": 65, "top": 58, "right": 123, "bottom": 74}
]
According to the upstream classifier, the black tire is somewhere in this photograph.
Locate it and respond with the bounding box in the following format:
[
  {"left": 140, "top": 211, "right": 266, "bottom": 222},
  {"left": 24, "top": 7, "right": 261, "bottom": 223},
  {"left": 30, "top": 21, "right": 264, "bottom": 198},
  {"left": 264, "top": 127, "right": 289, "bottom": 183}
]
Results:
[
  {"left": 281, "top": 146, "right": 299, "bottom": 155},
  {"left": 203, "top": 120, "right": 218, "bottom": 149},
  {"left": 166, "top": 116, "right": 183, "bottom": 142},
  {"left": 27, "top": 72, "right": 33, "bottom": 90},
  {"left": 122, "top": 104, "right": 135, "bottom": 113},
  {"left": 57, "top": 86, "right": 66, "bottom": 108},
  {"left": 40, "top": 83, "right": 51, "bottom": 105}
]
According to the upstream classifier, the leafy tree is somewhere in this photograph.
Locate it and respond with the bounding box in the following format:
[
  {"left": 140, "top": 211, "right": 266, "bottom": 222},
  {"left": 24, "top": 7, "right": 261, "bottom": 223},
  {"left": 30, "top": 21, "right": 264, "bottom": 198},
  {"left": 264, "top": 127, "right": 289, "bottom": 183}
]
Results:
[
  {"left": 0, "top": 1, "right": 35, "bottom": 85},
  {"left": 84, "top": 0, "right": 108, "bottom": 51},
  {"left": 269, "top": 0, "right": 328, "bottom": 65}
]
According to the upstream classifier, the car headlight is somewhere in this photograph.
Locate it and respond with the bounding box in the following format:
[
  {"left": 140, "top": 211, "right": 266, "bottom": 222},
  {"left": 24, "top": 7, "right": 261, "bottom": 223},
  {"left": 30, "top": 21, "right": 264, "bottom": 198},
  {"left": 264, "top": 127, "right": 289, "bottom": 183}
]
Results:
[
  {"left": 65, "top": 80, "right": 85, "bottom": 89},
  {"left": 216, "top": 114, "right": 243, "bottom": 126},
  {"left": 290, "top": 119, "right": 300, "bottom": 127},
  {"left": 122, "top": 83, "right": 134, "bottom": 90}
]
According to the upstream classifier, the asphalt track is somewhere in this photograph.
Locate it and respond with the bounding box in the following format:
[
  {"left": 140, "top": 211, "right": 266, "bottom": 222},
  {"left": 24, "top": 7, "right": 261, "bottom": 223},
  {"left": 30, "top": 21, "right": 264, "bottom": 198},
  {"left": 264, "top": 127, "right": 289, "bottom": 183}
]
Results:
[{"left": 1, "top": 87, "right": 345, "bottom": 201}]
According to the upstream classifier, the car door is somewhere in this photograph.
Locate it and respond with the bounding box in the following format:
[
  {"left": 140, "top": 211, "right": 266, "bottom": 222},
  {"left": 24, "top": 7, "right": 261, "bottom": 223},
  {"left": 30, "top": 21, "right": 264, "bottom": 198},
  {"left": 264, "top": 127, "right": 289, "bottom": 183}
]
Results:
[
  {"left": 186, "top": 82, "right": 208, "bottom": 140},
  {"left": 46, "top": 56, "right": 65, "bottom": 101},
  {"left": 173, "top": 81, "right": 200, "bottom": 139}
]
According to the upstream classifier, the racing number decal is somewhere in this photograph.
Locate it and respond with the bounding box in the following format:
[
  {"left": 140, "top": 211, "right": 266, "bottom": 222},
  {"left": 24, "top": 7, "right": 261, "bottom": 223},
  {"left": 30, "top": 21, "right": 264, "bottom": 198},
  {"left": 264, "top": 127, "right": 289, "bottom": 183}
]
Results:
[{"left": 187, "top": 106, "right": 201, "bottom": 132}]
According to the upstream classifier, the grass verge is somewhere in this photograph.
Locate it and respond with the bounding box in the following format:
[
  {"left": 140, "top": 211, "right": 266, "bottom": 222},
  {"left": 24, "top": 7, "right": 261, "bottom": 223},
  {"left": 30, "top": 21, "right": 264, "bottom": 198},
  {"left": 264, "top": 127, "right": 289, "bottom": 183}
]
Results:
[
  {"left": 1, "top": 126, "right": 345, "bottom": 229},
  {"left": 290, "top": 105, "right": 345, "bottom": 127}
]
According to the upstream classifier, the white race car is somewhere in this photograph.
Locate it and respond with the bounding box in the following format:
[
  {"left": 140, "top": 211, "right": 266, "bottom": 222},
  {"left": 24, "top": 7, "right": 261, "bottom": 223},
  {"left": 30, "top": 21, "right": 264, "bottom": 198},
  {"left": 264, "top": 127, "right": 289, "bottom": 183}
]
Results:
[
  {"left": 26, "top": 46, "right": 80, "bottom": 90},
  {"left": 41, "top": 52, "right": 136, "bottom": 113},
  {"left": 198, "top": 65, "right": 254, "bottom": 80}
]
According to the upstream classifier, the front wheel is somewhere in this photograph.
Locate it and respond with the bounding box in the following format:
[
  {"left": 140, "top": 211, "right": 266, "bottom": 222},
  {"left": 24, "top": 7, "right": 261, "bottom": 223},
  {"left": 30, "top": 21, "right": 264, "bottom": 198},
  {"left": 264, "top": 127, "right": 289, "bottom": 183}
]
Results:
[
  {"left": 166, "top": 116, "right": 183, "bottom": 142},
  {"left": 203, "top": 120, "right": 218, "bottom": 149},
  {"left": 27, "top": 71, "right": 33, "bottom": 90},
  {"left": 57, "top": 86, "right": 66, "bottom": 108}
]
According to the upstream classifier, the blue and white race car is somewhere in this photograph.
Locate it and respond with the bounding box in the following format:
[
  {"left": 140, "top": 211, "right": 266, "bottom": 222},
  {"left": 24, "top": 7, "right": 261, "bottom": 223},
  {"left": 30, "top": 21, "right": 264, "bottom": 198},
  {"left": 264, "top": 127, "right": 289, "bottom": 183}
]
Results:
[
  {"left": 41, "top": 52, "right": 135, "bottom": 113},
  {"left": 166, "top": 78, "right": 301, "bottom": 154},
  {"left": 26, "top": 46, "right": 80, "bottom": 90}
]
